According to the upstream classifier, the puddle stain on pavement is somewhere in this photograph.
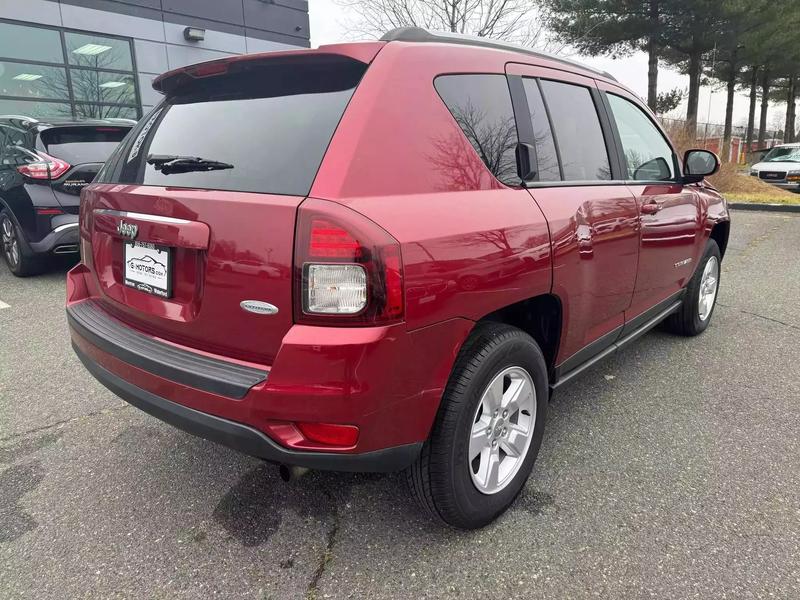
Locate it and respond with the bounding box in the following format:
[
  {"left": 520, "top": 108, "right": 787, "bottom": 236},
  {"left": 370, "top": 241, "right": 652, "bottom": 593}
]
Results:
[
  {"left": 212, "top": 464, "right": 341, "bottom": 547},
  {"left": 0, "top": 432, "right": 63, "bottom": 543},
  {"left": 0, "top": 431, "right": 62, "bottom": 464},
  {"left": 0, "top": 461, "right": 45, "bottom": 542}
]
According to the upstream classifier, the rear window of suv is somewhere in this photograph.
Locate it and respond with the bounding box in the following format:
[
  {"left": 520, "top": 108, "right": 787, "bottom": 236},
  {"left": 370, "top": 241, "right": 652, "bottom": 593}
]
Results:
[
  {"left": 101, "top": 56, "right": 367, "bottom": 196},
  {"left": 40, "top": 126, "right": 130, "bottom": 165}
]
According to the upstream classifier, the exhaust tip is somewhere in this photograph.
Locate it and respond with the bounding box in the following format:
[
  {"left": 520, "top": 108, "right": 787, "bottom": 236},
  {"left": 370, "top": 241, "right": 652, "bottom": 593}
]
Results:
[
  {"left": 278, "top": 464, "right": 310, "bottom": 482},
  {"left": 53, "top": 244, "right": 79, "bottom": 254}
]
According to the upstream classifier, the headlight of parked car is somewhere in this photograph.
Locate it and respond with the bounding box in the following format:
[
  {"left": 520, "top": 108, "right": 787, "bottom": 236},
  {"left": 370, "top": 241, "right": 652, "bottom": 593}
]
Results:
[
  {"left": 750, "top": 169, "right": 758, "bottom": 176},
  {"left": 787, "top": 170, "right": 800, "bottom": 182}
]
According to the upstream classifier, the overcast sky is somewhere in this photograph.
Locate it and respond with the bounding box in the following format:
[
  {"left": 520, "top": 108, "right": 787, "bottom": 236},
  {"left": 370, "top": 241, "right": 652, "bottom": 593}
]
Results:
[{"left": 308, "top": 0, "right": 787, "bottom": 132}]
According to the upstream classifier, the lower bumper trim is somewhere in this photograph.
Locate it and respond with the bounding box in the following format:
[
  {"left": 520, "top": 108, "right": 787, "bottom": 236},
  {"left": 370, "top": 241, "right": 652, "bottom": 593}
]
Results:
[
  {"left": 68, "top": 300, "right": 267, "bottom": 399},
  {"left": 73, "top": 342, "right": 422, "bottom": 473},
  {"left": 29, "top": 223, "right": 79, "bottom": 253}
]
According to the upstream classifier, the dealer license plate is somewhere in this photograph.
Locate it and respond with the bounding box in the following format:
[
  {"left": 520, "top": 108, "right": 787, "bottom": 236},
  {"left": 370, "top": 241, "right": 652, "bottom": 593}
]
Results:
[{"left": 124, "top": 241, "right": 172, "bottom": 298}]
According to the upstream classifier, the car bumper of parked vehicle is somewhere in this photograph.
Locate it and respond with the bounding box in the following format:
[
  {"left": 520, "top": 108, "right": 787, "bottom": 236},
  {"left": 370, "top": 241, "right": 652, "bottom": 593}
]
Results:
[
  {"left": 29, "top": 219, "right": 80, "bottom": 255},
  {"left": 66, "top": 264, "right": 472, "bottom": 472},
  {"left": 763, "top": 180, "right": 800, "bottom": 191}
]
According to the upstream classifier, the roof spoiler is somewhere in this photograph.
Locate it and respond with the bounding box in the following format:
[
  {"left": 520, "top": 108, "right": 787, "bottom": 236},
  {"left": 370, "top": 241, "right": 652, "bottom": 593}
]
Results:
[
  {"left": 380, "top": 27, "right": 617, "bottom": 81},
  {"left": 153, "top": 42, "right": 384, "bottom": 95}
]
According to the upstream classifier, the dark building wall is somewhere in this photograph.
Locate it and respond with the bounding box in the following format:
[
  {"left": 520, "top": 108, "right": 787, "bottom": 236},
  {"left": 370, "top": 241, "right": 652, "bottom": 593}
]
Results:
[{"left": 57, "top": 0, "right": 310, "bottom": 47}]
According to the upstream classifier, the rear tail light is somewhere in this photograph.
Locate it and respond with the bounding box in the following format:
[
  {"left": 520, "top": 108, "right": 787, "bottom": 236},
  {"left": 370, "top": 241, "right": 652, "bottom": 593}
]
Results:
[
  {"left": 188, "top": 61, "right": 229, "bottom": 78},
  {"left": 17, "top": 151, "right": 70, "bottom": 179},
  {"left": 294, "top": 198, "right": 404, "bottom": 326},
  {"left": 305, "top": 264, "right": 367, "bottom": 314}
]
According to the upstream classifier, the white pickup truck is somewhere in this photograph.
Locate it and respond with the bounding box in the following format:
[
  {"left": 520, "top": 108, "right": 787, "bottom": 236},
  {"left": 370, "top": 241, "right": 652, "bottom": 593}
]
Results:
[{"left": 750, "top": 143, "right": 800, "bottom": 191}]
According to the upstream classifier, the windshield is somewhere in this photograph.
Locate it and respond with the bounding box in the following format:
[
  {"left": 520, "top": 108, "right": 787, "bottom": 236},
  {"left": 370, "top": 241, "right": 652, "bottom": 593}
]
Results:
[
  {"left": 762, "top": 146, "right": 800, "bottom": 163},
  {"left": 40, "top": 126, "right": 130, "bottom": 165},
  {"left": 101, "top": 55, "right": 367, "bottom": 196}
]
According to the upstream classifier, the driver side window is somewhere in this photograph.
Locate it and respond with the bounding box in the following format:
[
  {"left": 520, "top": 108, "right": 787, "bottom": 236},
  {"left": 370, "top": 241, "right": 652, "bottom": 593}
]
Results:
[{"left": 607, "top": 94, "right": 675, "bottom": 181}]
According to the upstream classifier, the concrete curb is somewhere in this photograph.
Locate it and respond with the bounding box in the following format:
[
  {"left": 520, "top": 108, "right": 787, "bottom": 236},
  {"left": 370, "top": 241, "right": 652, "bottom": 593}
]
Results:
[{"left": 729, "top": 202, "right": 800, "bottom": 213}]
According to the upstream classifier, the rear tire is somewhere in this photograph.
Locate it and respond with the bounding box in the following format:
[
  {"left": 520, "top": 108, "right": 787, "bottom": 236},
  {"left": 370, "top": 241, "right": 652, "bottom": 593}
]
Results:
[
  {"left": 1, "top": 210, "right": 46, "bottom": 277},
  {"left": 406, "top": 323, "right": 548, "bottom": 529},
  {"left": 665, "top": 239, "right": 721, "bottom": 336}
]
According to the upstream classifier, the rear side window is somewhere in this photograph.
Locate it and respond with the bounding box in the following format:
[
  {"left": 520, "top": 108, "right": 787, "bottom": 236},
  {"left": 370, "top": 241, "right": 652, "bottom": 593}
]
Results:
[
  {"left": 0, "top": 125, "right": 34, "bottom": 167},
  {"left": 434, "top": 74, "right": 520, "bottom": 186},
  {"left": 607, "top": 94, "right": 675, "bottom": 181},
  {"left": 40, "top": 127, "right": 130, "bottom": 165},
  {"left": 521, "top": 79, "right": 560, "bottom": 182},
  {"left": 104, "top": 56, "right": 366, "bottom": 196},
  {"left": 539, "top": 80, "right": 611, "bottom": 181}
]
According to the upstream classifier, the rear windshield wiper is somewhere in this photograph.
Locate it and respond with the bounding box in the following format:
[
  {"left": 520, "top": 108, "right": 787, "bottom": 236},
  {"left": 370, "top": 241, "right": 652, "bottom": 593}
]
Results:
[{"left": 147, "top": 154, "right": 234, "bottom": 174}]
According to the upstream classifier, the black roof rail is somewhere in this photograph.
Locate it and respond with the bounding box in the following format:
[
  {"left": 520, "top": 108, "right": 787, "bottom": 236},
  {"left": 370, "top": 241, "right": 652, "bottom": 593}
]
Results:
[{"left": 380, "top": 27, "right": 617, "bottom": 81}]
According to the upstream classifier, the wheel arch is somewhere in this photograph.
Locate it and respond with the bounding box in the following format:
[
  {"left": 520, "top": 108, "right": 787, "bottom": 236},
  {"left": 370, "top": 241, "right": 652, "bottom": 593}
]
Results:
[
  {"left": 475, "top": 293, "right": 562, "bottom": 381},
  {"left": 709, "top": 219, "right": 730, "bottom": 259}
]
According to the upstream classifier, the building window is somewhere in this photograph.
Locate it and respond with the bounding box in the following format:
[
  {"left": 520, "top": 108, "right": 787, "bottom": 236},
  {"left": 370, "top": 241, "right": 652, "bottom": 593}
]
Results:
[
  {"left": 0, "top": 20, "right": 140, "bottom": 121},
  {"left": 64, "top": 31, "right": 134, "bottom": 71},
  {"left": 0, "top": 22, "right": 63, "bottom": 63}
]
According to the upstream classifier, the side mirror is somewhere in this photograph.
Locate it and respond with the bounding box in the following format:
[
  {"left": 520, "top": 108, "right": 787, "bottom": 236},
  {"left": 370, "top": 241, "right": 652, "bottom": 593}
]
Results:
[{"left": 683, "top": 149, "right": 719, "bottom": 183}]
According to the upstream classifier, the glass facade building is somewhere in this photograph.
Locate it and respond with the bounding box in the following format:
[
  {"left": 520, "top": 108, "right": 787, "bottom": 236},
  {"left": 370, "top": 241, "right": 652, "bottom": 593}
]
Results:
[
  {"left": 0, "top": 20, "right": 140, "bottom": 119},
  {"left": 0, "top": 0, "right": 310, "bottom": 121}
]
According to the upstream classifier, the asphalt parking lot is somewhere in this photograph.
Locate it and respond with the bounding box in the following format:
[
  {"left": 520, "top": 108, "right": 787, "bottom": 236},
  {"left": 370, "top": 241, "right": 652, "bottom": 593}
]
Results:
[{"left": 1, "top": 209, "right": 799, "bottom": 599}]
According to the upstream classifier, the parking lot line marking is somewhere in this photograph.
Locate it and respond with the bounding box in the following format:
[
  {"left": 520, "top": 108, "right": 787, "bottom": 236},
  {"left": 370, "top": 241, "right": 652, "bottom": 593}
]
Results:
[{"left": 0, "top": 300, "right": 10, "bottom": 310}]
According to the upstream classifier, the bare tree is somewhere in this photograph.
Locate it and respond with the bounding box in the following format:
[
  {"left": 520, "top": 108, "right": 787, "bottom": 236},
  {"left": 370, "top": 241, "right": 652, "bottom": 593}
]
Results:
[
  {"left": 42, "top": 46, "right": 136, "bottom": 119},
  {"left": 427, "top": 99, "right": 519, "bottom": 190},
  {"left": 336, "top": 0, "right": 553, "bottom": 48}
]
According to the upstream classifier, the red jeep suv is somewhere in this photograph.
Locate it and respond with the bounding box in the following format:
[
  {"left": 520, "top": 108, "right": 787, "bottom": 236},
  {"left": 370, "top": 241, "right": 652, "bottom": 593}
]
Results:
[{"left": 67, "top": 28, "right": 730, "bottom": 529}]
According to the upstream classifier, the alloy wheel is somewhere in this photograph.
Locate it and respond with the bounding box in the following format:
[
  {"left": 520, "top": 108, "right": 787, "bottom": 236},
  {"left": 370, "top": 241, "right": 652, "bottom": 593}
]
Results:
[
  {"left": 698, "top": 256, "right": 719, "bottom": 322},
  {"left": 468, "top": 366, "right": 536, "bottom": 495},
  {"left": 1, "top": 216, "right": 19, "bottom": 268}
]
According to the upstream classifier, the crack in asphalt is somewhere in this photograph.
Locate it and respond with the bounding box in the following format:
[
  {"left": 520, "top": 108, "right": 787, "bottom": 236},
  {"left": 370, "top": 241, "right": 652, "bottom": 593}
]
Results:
[
  {"left": 305, "top": 490, "right": 340, "bottom": 600},
  {"left": 717, "top": 302, "right": 800, "bottom": 331},
  {"left": 0, "top": 431, "right": 63, "bottom": 464},
  {"left": 0, "top": 404, "right": 131, "bottom": 444},
  {"left": 724, "top": 217, "right": 788, "bottom": 264},
  {"left": 737, "top": 309, "right": 800, "bottom": 330}
]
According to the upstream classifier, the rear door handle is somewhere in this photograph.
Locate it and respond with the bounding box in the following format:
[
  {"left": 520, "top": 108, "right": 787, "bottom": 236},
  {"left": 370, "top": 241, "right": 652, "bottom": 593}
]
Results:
[{"left": 641, "top": 201, "right": 662, "bottom": 215}]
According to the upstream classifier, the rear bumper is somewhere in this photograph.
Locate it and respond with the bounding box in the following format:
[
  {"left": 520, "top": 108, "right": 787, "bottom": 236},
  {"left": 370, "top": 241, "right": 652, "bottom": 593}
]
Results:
[
  {"left": 66, "top": 262, "right": 473, "bottom": 470},
  {"left": 68, "top": 299, "right": 268, "bottom": 399},
  {"left": 29, "top": 220, "right": 79, "bottom": 254},
  {"left": 73, "top": 341, "right": 421, "bottom": 472}
]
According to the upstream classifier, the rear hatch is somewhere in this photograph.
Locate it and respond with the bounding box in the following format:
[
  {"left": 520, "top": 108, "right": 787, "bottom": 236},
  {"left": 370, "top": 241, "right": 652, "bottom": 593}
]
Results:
[
  {"left": 80, "top": 49, "right": 375, "bottom": 364},
  {"left": 40, "top": 125, "right": 131, "bottom": 212}
]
